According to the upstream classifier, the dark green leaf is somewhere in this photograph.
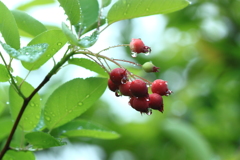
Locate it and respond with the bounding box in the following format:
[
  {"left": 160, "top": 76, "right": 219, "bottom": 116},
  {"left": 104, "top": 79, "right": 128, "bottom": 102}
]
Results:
[
  {"left": 62, "top": 22, "right": 79, "bottom": 45},
  {"left": 68, "top": 58, "right": 108, "bottom": 77},
  {"left": 25, "top": 132, "right": 66, "bottom": 149},
  {"left": 3, "top": 150, "right": 35, "bottom": 160},
  {"left": 16, "top": 0, "right": 55, "bottom": 10},
  {"left": 0, "top": 42, "right": 48, "bottom": 63},
  {"left": 0, "top": 1, "right": 20, "bottom": 49},
  {"left": 107, "top": 0, "right": 190, "bottom": 25},
  {"left": 162, "top": 119, "right": 214, "bottom": 160},
  {"left": 102, "top": 0, "right": 112, "bottom": 8},
  {"left": 11, "top": 10, "right": 47, "bottom": 37},
  {"left": 21, "top": 30, "right": 67, "bottom": 70},
  {"left": 77, "top": 0, "right": 99, "bottom": 32},
  {"left": 0, "top": 64, "right": 10, "bottom": 82},
  {"left": 44, "top": 77, "right": 107, "bottom": 130},
  {"left": 58, "top": 0, "right": 81, "bottom": 25},
  {"left": 56, "top": 120, "right": 120, "bottom": 139},
  {"left": 9, "top": 77, "right": 41, "bottom": 131},
  {"left": 0, "top": 118, "right": 13, "bottom": 141},
  {"left": 78, "top": 30, "right": 99, "bottom": 48}
]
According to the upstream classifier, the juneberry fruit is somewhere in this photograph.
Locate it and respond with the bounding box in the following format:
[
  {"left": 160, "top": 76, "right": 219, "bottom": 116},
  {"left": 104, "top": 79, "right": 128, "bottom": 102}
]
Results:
[
  {"left": 151, "top": 79, "right": 171, "bottom": 96},
  {"left": 142, "top": 62, "right": 159, "bottom": 72},
  {"left": 130, "top": 38, "right": 151, "bottom": 54},
  {"left": 119, "top": 81, "right": 133, "bottom": 96},
  {"left": 110, "top": 68, "right": 128, "bottom": 85},
  {"left": 108, "top": 79, "right": 119, "bottom": 92},
  {"left": 130, "top": 97, "right": 149, "bottom": 113},
  {"left": 130, "top": 79, "right": 148, "bottom": 97},
  {"left": 149, "top": 93, "right": 163, "bottom": 112}
]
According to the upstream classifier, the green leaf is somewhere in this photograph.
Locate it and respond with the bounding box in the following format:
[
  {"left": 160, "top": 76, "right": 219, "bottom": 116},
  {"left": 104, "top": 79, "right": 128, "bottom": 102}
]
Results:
[
  {"left": 56, "top": 120, "right": 120, "bottom": 139},
  {"left": 61, "top": 22, "right": 79, "bottom": 46},
  {"left": 16, "top": 0, "right": 55, "bottom": 10},
  {"left": 58, "top": 0, "right": 81, "bottom": 25},
  {"left": 0, "top": 117, "right": 13, "bottom": 141},
  {"left": 3, "top": 150, "right": 35, "bottom": 160},
  {"left": 22, "top": 30, "right": 67, "bottom": 70},
  {"left": 162, "top": 119, "right": 214, "bottom": 160},
  {"left": 0, "top": 42, "right": 48, "bottom": 63},
  {"left": 77, "top": 0, "right": 99, "bottom": 32},
  {"left": 44, "top": 77, "right": 107, "bottom": 130},
  {"left": 9, "top": 77, "right": 41, "bottom": 131},
  {"left": 0, "top": 1, "right": 20, "bottom": 49},
  {"left": 107, "top": 0, "right": 190, "bottom": 25},
  {"left": 68, "top": 58, "right": 108, "bottom": 77},
  {"left": 11, "top": 10, "right": 47, "bottom": 37},
  {"left": 25, "top": 132, "right": 66, "bottom": 149},
  {"left": 102, "top": 0, "right": 112, "bottom": 8},
  {"left": 78, "top": 30, "right": 99, "bottom": 48},
  {"left": 0, "top": 64, "right": 10, "bottom": 82}
]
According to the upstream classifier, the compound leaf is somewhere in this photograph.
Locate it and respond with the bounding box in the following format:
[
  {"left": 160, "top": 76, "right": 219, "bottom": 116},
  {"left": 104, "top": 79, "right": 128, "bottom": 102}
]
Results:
[
  {"left": 25, "top": 132, "right": 66, "bottom": 149},
  {"left": 107, "top": 0, "right": 190, "bottom": 25},
  {"left": 44, "top": 77, "right": 107, "bottom": 130},
  {"left": 58, "top": 0, "right": 81, "bottom": 25},
  {"left": 21, "top": 30, "right": 67, "bottom": 70},
  {"left": 68, "top": 58, "right": 108, "bottom": 77},
  {"left": 11, "top": 10, "right": 47, "bottom": 37},
  {"left": 0, "top": 1, "right": 20, "bottom": 49},
  {"left": 9, "top": 77, "right": 41, "bottom": 131},
  {"left": 55, "top": 120, "right": 119, "bottom": 139}
]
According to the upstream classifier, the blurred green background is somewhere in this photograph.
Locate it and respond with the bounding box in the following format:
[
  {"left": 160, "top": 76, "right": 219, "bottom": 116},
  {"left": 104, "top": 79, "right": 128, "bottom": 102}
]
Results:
[{"left": 1, "top": 0, "right": 240, "bottom": 160}]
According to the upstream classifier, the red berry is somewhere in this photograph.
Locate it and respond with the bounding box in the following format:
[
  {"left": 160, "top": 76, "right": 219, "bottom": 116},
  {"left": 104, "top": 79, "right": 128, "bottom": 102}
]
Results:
[
  {"left": 151, "top": 79, "right": 170, "bottom": 96},
  {"left": 130, "top": 79, "right": 148, "bottom": 97},
  {"left": 108, "top": 79, "right": 119, "bottom": 92},
  {"left": 110, "top": 68, "right": 128, "bottom": 85},
  {"left": 149, "top": 93, "right": 163, "bottom": 112},
  {"left": 130, "top": 97, "right": 149, "bottom": 113},
  {"left": 119, "top": 81, "right": 133, "bottom": 96},
  {"left": 129, "top": 38, "right": 151, "bottom": 54}
]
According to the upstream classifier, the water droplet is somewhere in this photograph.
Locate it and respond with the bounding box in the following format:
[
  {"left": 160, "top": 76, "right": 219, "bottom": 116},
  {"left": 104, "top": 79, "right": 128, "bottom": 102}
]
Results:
[
  {"left": 121, "top": 77, "right": 127, "bottom": 84},
  {"left": 52, "top": 48, "right": 56, "bottom": 51},
  {"left": 85, "top": 95, "right": 90, "bottom": 98},
  {"left": 36, "top": 115, "right": 40, "bottom": 119},
  {"left": 30, "top": 103, "right": 35, "bottom": 107},
  {"left": 115, "top": 90, "right": 121, "bottom": 97},
  {"left": 47, "top": 54, "right": 51, "bottom": 57},
  {"left": 146, "top": 98, "right": 150, "bottom": 102},
  {"left": 78, "top": 102, "right": 83, "bottom": 106},
  {"left": 147, "top": 110, "right": 152, "bottom": 115},
  {"left": 144, "top": 52, "right": 150, "bottom": 56},
  {"left": 45, "top": 117, "right": 51, "bottom": 121},
  {"left": 131, "top": 52, "right": 137, "bottom": 57},
  {"left": 146, "top": 8, "right": 149, "bottom": 11},
  {"left": 57, "top": 42, "right": 62, "bottom": 46}
]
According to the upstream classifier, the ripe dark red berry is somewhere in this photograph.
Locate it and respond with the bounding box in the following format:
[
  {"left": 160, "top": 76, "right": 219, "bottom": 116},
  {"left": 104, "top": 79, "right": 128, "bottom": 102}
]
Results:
[
  {"left": 151, "top": 79, "right": 170, "bottom": 96},
  {"left": 129, "top": 97, "right": 149, "bottom": 113},
  {"left": 108, "top": 79, "right": 119, "bottom": 92},
  {"left": 119, "top": 81, "right": 133, "bottom": 96},
  {"left": 130, "top": 79, "right": 148, "bottom": 97},
  {"left": 110, "top": 68, "right": 128, "bottom": 85},
  {"left": 149, "top": 93, "right": 163, "bottom": 112},
  {"left": 129, "top": 38, "right": 151, "bottom": 54}
]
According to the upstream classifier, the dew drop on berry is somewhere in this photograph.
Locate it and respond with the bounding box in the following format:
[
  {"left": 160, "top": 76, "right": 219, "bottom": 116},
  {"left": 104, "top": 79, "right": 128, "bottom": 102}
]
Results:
[
  {"left": 131, "top": 52, "right": 137, "bottom": 58},
  {"left": 144, "top": 52, "right": 150, "bottom": 56},
  {"left": 147, "top": 109, "right": 152, "bottom": 115},
  {"left": 115, "top": 90, "right": 121, "bottom": 97}
]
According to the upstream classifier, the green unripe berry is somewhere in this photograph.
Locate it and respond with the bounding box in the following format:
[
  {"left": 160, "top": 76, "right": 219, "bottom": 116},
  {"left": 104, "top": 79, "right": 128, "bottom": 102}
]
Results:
[{"left": 142, "top": 62, "right": 159, "bottom": 72}]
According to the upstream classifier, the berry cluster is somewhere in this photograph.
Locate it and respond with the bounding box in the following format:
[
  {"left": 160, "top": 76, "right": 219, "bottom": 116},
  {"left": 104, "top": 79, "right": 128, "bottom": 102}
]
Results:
[{"left": 107, "top": 38, "right": 172, "bottom": 115}]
